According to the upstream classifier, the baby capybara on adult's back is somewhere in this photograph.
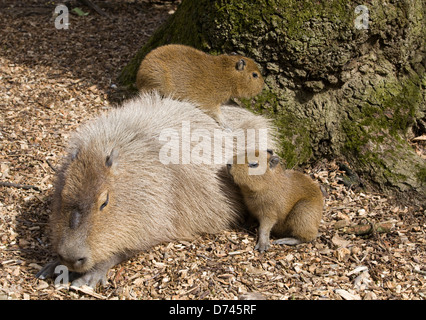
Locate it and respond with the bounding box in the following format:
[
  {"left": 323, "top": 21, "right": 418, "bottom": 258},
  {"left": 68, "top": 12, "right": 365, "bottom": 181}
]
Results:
[
  {"left": 136, "top": 44, "right": 264, "bottom": 129},
  {"left": 37, "top": 93, "right": 277, "bottom": 288}
]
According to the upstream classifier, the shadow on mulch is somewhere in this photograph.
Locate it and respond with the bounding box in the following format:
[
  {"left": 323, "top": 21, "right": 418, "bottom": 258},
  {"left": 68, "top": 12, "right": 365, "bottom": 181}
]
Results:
[
  {"left": 13, "top": 192, "right": 52, "bottom": 270},
  {"left": 0, "top": 0, "right": 174, "bottom": 105}
]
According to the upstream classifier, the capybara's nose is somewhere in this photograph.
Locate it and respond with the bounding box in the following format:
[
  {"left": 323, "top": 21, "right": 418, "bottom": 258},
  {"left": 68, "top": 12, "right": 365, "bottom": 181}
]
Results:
[
  {"left": 58, "top": 253, "right": 88, "bottom": 271},
  {"left": 73, "top": 257, "right": 87, "bottom": 269},
  {"left": 57, "top": 242, "right": 90, "bottom": 272}
]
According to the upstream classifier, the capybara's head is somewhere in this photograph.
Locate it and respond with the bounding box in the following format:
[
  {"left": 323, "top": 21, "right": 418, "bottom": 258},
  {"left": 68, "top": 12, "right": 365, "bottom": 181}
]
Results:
[
  {"left": 50, "top": 147, "right": 119, "bottom": 273},
  {"left": 228, "top": 54, "right": 264, "bottom": 98},
  {"left": 227, "top": 149, "right": 281, "bottom": 191}
]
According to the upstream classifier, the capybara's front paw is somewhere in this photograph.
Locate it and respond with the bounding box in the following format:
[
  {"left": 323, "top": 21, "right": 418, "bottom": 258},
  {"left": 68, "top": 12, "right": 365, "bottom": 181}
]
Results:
[
  {"left": 255, "top": 240, "right": 270, "bottom": 253},
  {"left": 36, "top": 259, "right": 61, "bottom": 280}
]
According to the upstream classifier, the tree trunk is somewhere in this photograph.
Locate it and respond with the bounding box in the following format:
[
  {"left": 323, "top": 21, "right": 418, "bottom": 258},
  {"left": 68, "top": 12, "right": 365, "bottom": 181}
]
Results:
[{"left": 119, "top": 0, "right": 425, "bottom": 202}]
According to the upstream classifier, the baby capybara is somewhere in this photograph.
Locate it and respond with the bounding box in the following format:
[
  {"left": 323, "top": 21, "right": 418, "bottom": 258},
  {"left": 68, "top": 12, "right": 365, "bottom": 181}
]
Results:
[
  {"left": 227, "top": 150, "right": 323, "bottom": 252},
  {"left": 136, "top": 44, "right": 264, "bottom": 129}
]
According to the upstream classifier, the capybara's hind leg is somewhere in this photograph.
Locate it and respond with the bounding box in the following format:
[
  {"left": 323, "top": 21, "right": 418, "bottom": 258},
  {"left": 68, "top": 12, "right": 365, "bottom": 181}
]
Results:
[
  {"left": 204, "top": 105, "right": 231, "bottom": 131},
  {"left": 273, "top": 199, "right": 321, "bottom": 246},
  {"left": 272, "top": 237, "right": 302, "bottom": 246}
]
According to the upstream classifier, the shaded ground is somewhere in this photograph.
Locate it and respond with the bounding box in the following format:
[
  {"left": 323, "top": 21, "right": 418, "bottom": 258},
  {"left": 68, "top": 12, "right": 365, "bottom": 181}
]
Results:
[{"left": 0, "top": 0, "right": 424, "bottom": 300}]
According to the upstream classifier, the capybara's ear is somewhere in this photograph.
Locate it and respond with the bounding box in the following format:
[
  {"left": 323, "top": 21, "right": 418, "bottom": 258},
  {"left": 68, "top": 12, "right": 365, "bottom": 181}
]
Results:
[
  {"left": 105, "top": 149, "right": 118, "bottom": 168},
  {"left": 269, "top": 155, "right": 280, "bottom": 169},
  {"left": 70, "top": 148, "right": 79, "bottom": 161},
  {"left": 236, "top": 59, "right": 246, "bottom": 71}
]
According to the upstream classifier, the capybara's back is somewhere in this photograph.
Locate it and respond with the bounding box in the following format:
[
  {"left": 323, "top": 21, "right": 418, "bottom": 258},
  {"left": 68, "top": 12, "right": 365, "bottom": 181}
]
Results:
[{"left": 41, "top": 93, "right": 277, "bottom": 287}]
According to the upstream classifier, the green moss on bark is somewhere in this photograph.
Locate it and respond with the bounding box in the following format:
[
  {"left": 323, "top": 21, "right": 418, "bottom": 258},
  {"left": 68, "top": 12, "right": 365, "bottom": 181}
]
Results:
[
  {"left": 342, "top": 74, "right": 425, "bottom": 192},
  {"left": 241, "top": 89, "right": 313, "bottom": 168}
]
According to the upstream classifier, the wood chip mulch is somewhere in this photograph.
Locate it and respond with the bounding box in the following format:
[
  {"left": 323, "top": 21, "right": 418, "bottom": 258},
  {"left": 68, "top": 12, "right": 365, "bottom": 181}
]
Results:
[{"left": 0, "top": 0, "right": 424, "bottom": 300}]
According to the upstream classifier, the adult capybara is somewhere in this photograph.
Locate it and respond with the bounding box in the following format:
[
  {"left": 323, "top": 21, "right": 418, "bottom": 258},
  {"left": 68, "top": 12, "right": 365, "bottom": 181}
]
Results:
[{"left": 37, "top": 93, "right": 277, "bottom": 288}]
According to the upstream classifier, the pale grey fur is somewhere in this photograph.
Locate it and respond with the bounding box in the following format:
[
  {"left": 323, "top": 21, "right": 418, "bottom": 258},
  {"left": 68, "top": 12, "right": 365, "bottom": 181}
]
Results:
[{"left": 37, "top": 92, "right": 278, "bottom": 287}]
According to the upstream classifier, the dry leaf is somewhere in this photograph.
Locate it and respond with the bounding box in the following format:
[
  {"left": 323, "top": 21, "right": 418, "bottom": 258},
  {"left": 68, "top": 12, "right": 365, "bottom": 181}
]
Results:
[{"left": 331, "top": 234, "right": 351, "bottom": 248}]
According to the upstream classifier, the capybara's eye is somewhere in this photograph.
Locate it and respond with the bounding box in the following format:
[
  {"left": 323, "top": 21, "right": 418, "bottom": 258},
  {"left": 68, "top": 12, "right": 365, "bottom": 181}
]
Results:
[
  {"left": 100, "top": 193, "right": 109, "bottom": 211},
  {"left": 248, "top": 162, "right": 259, "bottom": 168},
  {"left": 252, "top": 72, "right": 258, "bottom": 78}
]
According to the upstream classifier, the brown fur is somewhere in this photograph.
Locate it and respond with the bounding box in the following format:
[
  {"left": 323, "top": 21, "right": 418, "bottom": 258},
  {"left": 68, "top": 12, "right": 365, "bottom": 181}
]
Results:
[
  {"left": 227, "top": 150, "right": 323, "bottom": 252},
  {"left": 37, "top": 93, "right": 277, "bottom": 287},
  {"left": 136, "top": 44, "right": 264, "bottom": 128}
]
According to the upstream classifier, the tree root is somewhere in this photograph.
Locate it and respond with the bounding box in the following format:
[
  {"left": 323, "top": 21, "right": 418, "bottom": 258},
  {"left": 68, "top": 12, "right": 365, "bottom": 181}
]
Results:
[{"left": 335, "top": 219, "right": 393, "bottom": 235}]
